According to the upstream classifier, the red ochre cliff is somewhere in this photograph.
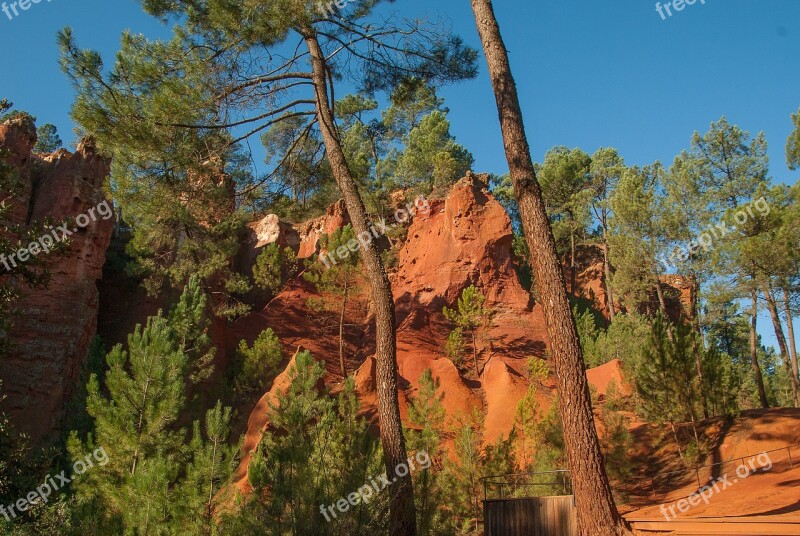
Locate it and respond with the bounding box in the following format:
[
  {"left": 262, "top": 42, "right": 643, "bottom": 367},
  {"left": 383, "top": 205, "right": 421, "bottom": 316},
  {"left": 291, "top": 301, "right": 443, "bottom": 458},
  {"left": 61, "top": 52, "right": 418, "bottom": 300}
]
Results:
[{"left": 0, "top": 116, "right": 114, "bottom": 444}]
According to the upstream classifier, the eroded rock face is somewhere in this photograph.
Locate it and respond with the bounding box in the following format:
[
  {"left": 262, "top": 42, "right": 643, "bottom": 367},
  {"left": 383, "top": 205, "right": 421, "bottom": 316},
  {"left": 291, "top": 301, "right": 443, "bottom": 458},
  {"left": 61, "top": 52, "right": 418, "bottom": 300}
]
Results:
[
  {"left": 0, "top": 117, "right": 114, "bottom": 445},
  {"left": 226, "top": 173, "right": 706, "bottom": 491},
  {"left": 228, "top": 175, "right": 553, "bottom": 488}
]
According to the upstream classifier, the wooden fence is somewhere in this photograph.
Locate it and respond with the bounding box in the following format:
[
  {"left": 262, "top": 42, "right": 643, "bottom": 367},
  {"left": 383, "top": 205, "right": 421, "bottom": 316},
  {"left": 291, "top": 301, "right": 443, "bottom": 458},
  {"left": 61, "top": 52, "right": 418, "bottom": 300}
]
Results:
[{"left": 484, "top": 496, "right": 578, "bottom": 536}]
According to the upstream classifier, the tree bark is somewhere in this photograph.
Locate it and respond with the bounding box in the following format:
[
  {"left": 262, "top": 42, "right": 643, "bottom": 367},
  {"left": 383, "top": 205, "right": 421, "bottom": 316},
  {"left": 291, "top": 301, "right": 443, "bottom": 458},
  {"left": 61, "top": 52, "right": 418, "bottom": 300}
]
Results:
[
  {"left": 570, "top": 225, "right": 577, "bottom": 295},
  {"left": 302, "top": 27, "right": 416, "bottom": 536},
  {"left": 469, "top": 2, "right": 630, "bottom": 534},
  {"left": 600, "top": 224, "right": 615, "bottom": 320},
  {"left": 750, "top": 284, "right": 769, "bottom": 408},
  {"left": 339, "top": 278, "right": 349, "bottom": 378},
  {"left": 784, "top": 287, "right": 800, "bottom": 403},
  {"left": 764, "top": 284, "right": 799, "bottom": 406}
]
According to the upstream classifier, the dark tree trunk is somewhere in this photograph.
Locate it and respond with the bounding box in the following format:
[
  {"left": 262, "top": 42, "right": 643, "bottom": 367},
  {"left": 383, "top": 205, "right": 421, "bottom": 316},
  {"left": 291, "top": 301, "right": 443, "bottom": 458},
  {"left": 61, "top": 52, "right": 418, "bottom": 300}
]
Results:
[
  {"left": 764, "top": 284, "right": 798, "bottom": 406},
  {"left": 302, "top": 27, "right": 416, "bottom": 536},
  {"left": 600, "top": 224, "right": 615, "bottom": 320},
  {"left": 784, "top": 287, "right": 800, "bottom": 403},
  {"left": 685, "top": 274, "right": 708, "bottom": 419},
  {"left": 750, "top": 284, "right": 769, "bottom": 409},
  {"left": 339, "top": 278, "right": 349, "bottom": 378},
  {"left": 570, "top": 226, "right": 576, "bottom": 295},
  {"left": 469, "top": 2, "right": 631, "bottom": 534}
]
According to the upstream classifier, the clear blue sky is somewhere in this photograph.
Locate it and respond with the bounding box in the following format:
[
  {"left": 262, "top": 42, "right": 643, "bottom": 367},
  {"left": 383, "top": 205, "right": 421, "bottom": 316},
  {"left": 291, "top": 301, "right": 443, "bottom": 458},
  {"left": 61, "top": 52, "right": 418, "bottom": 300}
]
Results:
[{"left": 1, "top": 0, "right": 799, "bottom": 350}]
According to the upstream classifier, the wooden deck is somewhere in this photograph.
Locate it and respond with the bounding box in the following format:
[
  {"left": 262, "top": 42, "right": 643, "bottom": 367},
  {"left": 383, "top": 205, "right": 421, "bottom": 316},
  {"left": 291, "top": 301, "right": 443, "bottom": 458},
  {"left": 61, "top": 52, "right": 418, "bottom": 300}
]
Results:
[{"left": 627, "top": 516, "right": 800, "bottom": 535}]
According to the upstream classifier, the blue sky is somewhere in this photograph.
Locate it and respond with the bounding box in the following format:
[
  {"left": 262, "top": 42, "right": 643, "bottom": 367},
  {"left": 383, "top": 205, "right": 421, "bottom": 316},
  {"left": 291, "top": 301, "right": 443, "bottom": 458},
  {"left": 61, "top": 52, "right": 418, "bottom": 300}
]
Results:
[{"left": 1, "top": 0, "right": 799, "bottom": 351}]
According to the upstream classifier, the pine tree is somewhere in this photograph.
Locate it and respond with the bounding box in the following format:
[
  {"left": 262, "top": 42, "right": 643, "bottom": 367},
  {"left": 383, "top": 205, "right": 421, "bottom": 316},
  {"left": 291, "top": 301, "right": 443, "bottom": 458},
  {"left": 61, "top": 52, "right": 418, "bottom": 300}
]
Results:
[
  {"left": 513, "top": 359, "right": 547, "bottom": 471},
  {"left": 177, "top": 401, "right": 238, "bottom": 535},
  {"left": 168, "top": 275, "right": 216, "bottom": 386},
  {"left": 538, "top": 146, "right": 592, "bottom": 292},
  {"left": 443, "top": 285, "right": 492, "bottom": 376},
  {"left": 589, "top": 148, "right": 625, "bottom": 319},
  {"left": 305, "top": 225, "right": 364, "bottom": 378},
  {"left": 406, "top": 370, "right": 447, "bottom": 536},
  {"left": 635, "top": 314, "right": 702, "bottom": 460},
  {"left": 235, "top": 351, "right": 381, "bottom": 536},
  {"left": 608, "top": 163, "right": 670, "bottom": 314},
  {"left": 788, "top": 107, "right": 800, "bottom": 170},
  {"left": 33, "top": 124, "right": 62, "bottom": 153},
  {"left": 70, "top": 314, "right": 186, "bottom": 500},
  {"left": 234, "top": 328, "right": 284, "bottom": 397},
  {"left": 253, "top": 243, "right": 299, "bottom": 296}
]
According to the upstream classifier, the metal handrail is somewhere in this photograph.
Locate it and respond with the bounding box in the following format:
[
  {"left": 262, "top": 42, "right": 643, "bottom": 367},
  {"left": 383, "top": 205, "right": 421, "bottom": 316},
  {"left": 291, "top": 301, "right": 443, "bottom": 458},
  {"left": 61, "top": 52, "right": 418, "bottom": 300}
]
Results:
[
  {"left": 483, "top": 469, "right": 573, "bottom": 500},
  {"left": 645, "top": 443, "right": 797, "bottom": 500}
]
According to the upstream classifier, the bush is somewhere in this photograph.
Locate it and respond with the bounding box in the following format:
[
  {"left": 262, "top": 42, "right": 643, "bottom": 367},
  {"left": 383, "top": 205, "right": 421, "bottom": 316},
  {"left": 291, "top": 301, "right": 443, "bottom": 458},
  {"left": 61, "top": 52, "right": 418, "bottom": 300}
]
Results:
[{"left": 235, "top": 328, "right": 283, "bottom": 396}]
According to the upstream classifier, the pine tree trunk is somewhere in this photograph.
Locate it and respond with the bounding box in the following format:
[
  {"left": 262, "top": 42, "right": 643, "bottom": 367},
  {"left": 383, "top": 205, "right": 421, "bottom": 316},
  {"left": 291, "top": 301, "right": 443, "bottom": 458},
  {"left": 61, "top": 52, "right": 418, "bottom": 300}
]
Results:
[
  {"left": 472, "top": 328, "right": 479, "bottom": 377},
  {"left": 302, "top": 27, "right": 416, "bottom": 536},
  {"left": 469, "top": 2, "right": 630, "bottom": 534},
  {"left": 685, "top": 274, "right": 708, "bottom": 419},
  {"left": 654, "top": 278, "right": 678, "bottom": 347},
  {"left": 750, "top": 285, "right": 769, "bottom": 408},
  {"left": 339, "top": 278, "right": 349, "bottom": 378},
  {"left": 601, "top": 223, "right": 615, "bottom": 320},
  {"left": 764, "top": 284, "right": 798, "bottom": 406},
  {"left": 654, "top": 278, "right": 669, "bottom": 319},
  {"left": 784, "top": 287, "right": 800, "bottom": 406},
  {"left": 570, "top": 226, "right": 576, "bottom": 295}
]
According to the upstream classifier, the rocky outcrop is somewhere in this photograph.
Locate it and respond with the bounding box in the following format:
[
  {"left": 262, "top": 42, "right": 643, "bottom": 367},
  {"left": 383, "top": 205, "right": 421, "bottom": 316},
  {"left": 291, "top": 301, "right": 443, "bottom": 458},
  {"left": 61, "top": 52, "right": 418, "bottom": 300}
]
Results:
[
  {"left": 0, "top": 116, "right": 114, "bottom": 445},
  {"left": 295, "top": 198, "right": 350, "bottom": 259},
  {"left": 228, "top": 175, "right": 554, "bottom": 489}
]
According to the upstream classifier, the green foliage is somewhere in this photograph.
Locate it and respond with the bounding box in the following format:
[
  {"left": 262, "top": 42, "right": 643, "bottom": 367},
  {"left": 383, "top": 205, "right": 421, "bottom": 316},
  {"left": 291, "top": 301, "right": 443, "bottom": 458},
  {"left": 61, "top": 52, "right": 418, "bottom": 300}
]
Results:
[
  {"left": 253, "top": 243, "right": 299, "bottom": 295},
  {"left": 608, "top": 163, "right": 667, "bottom": 311},
  {"left": 444, "top": 328, "right": 466, "bottom": 366},
  {"left": 33, "top": 124, "right": 62, "bottom": 153},
  {"left": 599, "top": 382, "right": 633, "bottom": 483},
  {"left": 70, "top": 314, "right": 187, "bottom": 511},
  {"left": 511, "top": 358, "right": 550, "bottom": 472},
  {"left": 440, "top": 410, "right": 514, "bottom": 535},
  {"left": 378, "top": 79, "right": 473, "bottom": 197},
  {"left": 406, "top": 370, "right": 448, "bottom": 536},
  {"left": 576, "top": 309, "right": 651, "bottom": 370},
  {"left": 443, "top": 285, "right": 492, "bottom": 375},
  {"left": 538, "top": 146, "right": 592, "bottom": 265},
  {"left": 392, "top": 111, "right": 473, "bottom": 195},
  {"left": 227, "top": 351, "right": 383, "bottom": 535},
  {"left": 234, "top": 328, "right": 283, "bottom": 397},
  {"left": 304, "top": 225, "right": 365, "bottom": 377},
  {"left": 635, "top": 315, "right": 700, "bottom": 425},
  {"left": 788, "top": 107, "right": 800, "bottom": 170},
  {"left": 0, "top": 381, "right": 28, "bottom": 509},
  {"left": 168, "top": 275, "right": 216, "bottom": 386},
  {"left": 177, "top": 401, "right": 238, "bottom": 535},
  {"left": 65, "top": 279, "right": 234, "bottom": 534}
]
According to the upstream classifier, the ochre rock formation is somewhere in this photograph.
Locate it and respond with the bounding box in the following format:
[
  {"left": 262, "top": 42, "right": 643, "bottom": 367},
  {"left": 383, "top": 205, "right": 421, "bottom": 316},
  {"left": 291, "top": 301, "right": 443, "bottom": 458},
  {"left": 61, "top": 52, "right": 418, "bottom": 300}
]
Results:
[
  {"left": 0, "top": 116, "right": 114, "bottom": 445},
  {"left": 229, "top": 175, "right": 553, "bottom": 488}
]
